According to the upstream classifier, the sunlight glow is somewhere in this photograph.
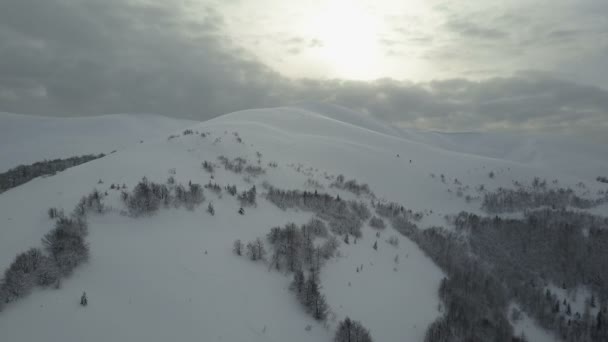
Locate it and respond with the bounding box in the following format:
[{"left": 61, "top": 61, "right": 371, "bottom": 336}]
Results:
[
  {"left": 215, "top": 0, "right": 438, "bottom": 81},
  {"left": 305, "top": 0, "right": 384, "bottom": 80}
]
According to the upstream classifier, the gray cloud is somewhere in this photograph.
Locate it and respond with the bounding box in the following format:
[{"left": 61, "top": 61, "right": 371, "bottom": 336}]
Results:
[
  {"left": 0, "top": 0, "right": 284, "bottom": 116},
  {"left": 444, "top": 19, "right": 509, "bottom": 39},
  {"left": 281, "top": 36, "right": 323, "bottom": 55},
  {"left": 280, "top": 76, "right": 608, "bottom": 141},
  {"left": 0, "top": 0, "right": 606, "bottom": 142}
]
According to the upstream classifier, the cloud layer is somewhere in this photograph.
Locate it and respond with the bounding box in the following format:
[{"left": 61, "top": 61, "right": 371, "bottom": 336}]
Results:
[{"left": 0, "top": 0, "right": 606, "bottom": 141}]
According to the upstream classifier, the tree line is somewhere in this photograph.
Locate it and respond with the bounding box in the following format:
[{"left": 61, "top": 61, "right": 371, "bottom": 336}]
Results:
[
  {"left": 0, "top": 154, "right": 105, "bottom": 194},
  {"left": 482, "top": 185, "right": 606, "bottom": 213}
]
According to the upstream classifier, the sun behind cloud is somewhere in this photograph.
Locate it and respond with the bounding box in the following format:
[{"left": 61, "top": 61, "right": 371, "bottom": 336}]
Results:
[{"left": 304, "top": 0, "right": 384, "bottom": 80}]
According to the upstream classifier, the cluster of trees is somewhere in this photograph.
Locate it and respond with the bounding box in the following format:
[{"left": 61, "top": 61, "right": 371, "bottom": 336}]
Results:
[
  {"left": 74, "top": 189, "right": 106, "bottom": 216},
  {"left": 239, "top": 184, "right": 376, "bottom": 337},
  {"left": 411, "top": 227, "right": 517, "bottom": 342},
  {"left": 451, "top": 209, "right": 608, "bottom": 341},
  {"left": 218, "top": 156, "right": 247, "bottom": 173},
  {"left": 370, "top": 176, "right": 608, "bottom": 341},
  {"left": 41, "top": 217, "right": 89, "bottom": 276},
  {"left": 1, "top": 189, "right": 100, "bottom": 311},
  {"left": 216, "top": 155, "right": 266, "bottom": 177},
  {"left": 331, "top": 175, "right": 374, "bottom": 198},
  {"left": 0, "top": 154, "right": 105, "bottom": 193},
  {"left": 246, "top": 239, "right": 266, "bottom": 261},
  {"left": 334, "top": 317, "right": 374, "bottom": 342},
  {"left": 386, "top": 236, "right": 398, "bottom": 247},
  {"left": 237, "top": 185, "right": 257, "bottom": 207},
  {"left": 225, "top": 184, "right": 237, "bottom": 196},
  {"left": 265, "top": 187, "right": 370, "bottom": 238},
  {"left": 369, "top": 216, "right": 386, "bottom": 229},
  {"left": 482, "top": 186, "right": 604, "bottom": 213},
  {"left": 48, "top": 207, "right": 64, "bottom": 219},
  {"left": 374, "top": 203, "right": 420, "bottom": 238},
  {"left": 235, "top": 217, "right": 338, "bottom": 322},
  {"left": 121, "top": 177, "right": 205, "bottom": 216},
  {"left": 266, "top": 220, "right": 338, "bottom": 273},
  {"left": 290, "top": 269, "right": 329, "bottom": 321},
  {"left": 372, "top": 201, "right": 518, "bottom": 341},
  {"left": 204, "top": 181, "right": 222, "bottom": 195},
  {"left": 0, "top": 248, "right": 60, "bottom": 307},
  {"left": 202, "top": 161, "right": 215, "bottom": 174},
  {"left": 597, "top": 176, "right": 608, "bottom": 184},
  {"left": 373, "top": 201, "right": 423, "bottom": 222},
  {"left": 233, "top": 238, "right": 266, "bottom": 261},
  {"left": 267, "top": 220, "right": 339, "bottom": 321},
  {"left": 244, "top": 165, "right": 265, "bottom": 177}
]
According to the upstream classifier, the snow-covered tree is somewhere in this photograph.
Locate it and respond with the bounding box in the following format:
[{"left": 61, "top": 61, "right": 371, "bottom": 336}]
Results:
[
  {"left": 80, "top": 292, "right": 88, "bottom": 306},
  {"left": 233, "top": 240, "right": 243, "bottom": 256},
  {"left": 334, "top": 317, "right": 373, "bottom": 342}
]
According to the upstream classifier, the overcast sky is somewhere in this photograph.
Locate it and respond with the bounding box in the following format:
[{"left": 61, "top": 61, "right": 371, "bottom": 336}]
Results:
[{"left": 0, "top": 0, "right": 607, "bottom": 140}]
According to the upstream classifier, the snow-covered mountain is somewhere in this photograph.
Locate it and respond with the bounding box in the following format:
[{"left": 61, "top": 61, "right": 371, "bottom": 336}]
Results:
[{"left": 0, "top": 107, "right": 606, "bottom": 342}]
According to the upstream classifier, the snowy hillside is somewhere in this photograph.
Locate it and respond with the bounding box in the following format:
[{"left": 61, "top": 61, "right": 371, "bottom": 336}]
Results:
[
  {"left": 0, "top": 107, "right": 607, "bottom": 342},
  {"left": 0, "top": 112, "right": 195, "bottom": 172}
]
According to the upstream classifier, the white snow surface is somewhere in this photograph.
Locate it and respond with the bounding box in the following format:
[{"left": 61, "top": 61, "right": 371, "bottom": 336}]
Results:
[
  {"left": 509, "top": 303, "right": 557, "bottom": 342},
  {"left": 1, "top": 105, "right": 603, "bottom": 341}
]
